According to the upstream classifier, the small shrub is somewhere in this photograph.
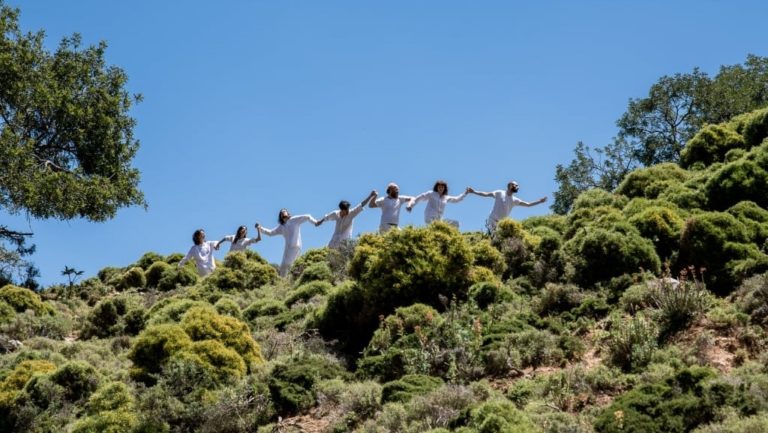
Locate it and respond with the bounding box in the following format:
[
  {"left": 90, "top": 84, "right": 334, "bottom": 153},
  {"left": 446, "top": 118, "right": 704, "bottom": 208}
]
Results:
[
  {"left": 268, "top": 354, "right": 349, "bottom": 416},
  {"left": 617, "top": 163, "right": 690, "bottom": 198},
  {"left": 86, "top": 382, "right": 134, "bottom": 413},
  {"left": 136, "top": 252, "right": 165, "bottom": 270},
  {"left": 650, "top": 271, "right": 711, "bottom": 339},
  {"left": 471, "top": 239, "right": 507, "bottom": 276},
  {"left": 0, "top": 301, "right": 15, "bottom": 324},
  {"left": 628, "top": 206, "right": 685, "bottom": 259},
  {"left": 681, "top": 124, "right": 746, "bottom": 168},
  {"left": 70, "top": 410, "right": 138, "bottom": 433},
  {"left": 189, "top": 340, "right": 247, "bottom": 383},
  {"left": 535, "top": 283, "right": 583, "bottom": 316},
  {"left": 243, "top": 299, "right": 287, "bottom": 319},
  {"left": 147, "top": 298, "right": 209, "bottom": 326},
  {"left": 145, "top": 261, "right": 172, "bottom": 288},
  {"left": 463, "top": 399, "right": 541, "bottom": 433},
  {"left": 117, "top": 267, "right": 146, "bottom": 290},
  {"left": 468, "top": 281, "right": 508, "bottom": 309},
  {"left": 180, "top": 306, "right": 264, "bottom": 367},
  {"left": 128, "top": 324, "right": 193, "bottom": 383},
  {"left": 49, "top": 361, "right": 101, "bottom": 402},
  {"left": 607, "top": 314, "right": 658, "bottom": 372},
  {"left": 381, "top": 374, "right": 443, "bottom": 404},
  {"left": 213, "top": 297, "right": 242, "bottom": 319},
  {"left": 0, "top": 285, "right": 53, "bottom": 315},
  {"left": 285, "top": 281, "right": 333, "bottom": 306},
  {"left": 297, "top": 262, "right": 334, "bottom": 285}
]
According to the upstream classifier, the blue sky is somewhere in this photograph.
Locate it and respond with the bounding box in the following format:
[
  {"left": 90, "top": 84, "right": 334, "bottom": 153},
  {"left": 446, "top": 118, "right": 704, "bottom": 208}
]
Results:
[{"left": 5, "top": 0, "right": 768, "bottom": 286}]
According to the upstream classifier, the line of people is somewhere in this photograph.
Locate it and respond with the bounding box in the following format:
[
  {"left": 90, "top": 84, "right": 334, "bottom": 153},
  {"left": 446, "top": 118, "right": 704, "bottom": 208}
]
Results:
[{"left": 179, "top": 180, "right": 547, "bottom": 277}]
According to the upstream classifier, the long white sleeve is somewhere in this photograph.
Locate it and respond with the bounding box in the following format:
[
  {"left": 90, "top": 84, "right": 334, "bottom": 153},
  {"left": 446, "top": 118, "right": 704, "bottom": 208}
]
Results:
[
  {"left": 447, "top": 191, "right": 468, "bottom": 204},
  {"left": 293, "top": 214, "right": 318, "bottom": 225},
  {"left": 261, "top": 225, "right": 283, "bottom": 237},
  {"left": 178, "top": 247, "right": 195, "bottom": 267}
]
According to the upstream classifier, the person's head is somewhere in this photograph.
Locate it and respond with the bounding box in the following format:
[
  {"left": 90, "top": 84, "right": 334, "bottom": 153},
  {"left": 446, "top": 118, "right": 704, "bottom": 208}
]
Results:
[
  {"left": 338, "top": 200, "right": 351, "bottom": 216},
  {"left": 386, "top": 182, "right": 399, "bottom": 198},
  {"left": 433, "top": 180, "right": 448, "bottom": 196},
  {"left": 234, "top": 225, "right": 247, "bottom": 242},
  {"left": 192, "top": 229, "right": 205, "bottom": 245},
  {"left": 278, "top": 209, "right": 290, "bottom": 225},
  {"left": 507, "top": 181, "right": 520, "bottom": 194}
]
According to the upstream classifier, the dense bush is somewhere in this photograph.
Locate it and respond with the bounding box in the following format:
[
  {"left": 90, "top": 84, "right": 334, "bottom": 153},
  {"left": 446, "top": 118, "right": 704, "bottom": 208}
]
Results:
[
  {"left": 81, "top": 295, "right": 145, "bottom": 339},
  {"left": 677, "top": 211, "right": 766, "bottom": 294},
  {"left": 285, "top": 280, "right": 332, "bottom": 306},
  {"left": 565, "top": 226, "right": 661, "bottom": 287},
  {"left": 729, "top": 107, "right": 768, "bottom": 147},
  {"left": 381, "top": 374, "right": 444, "bottom": 404},
  {"left": 117, "top": 267, "right": 146, "bottom": 290},
  {"left": 570, "top": 189, "right": 628, "bottom": 212},
  {"left": 650, "top": 275, "right": 711, "bottom": 340},
  {"left": 617, "top": 163, "right": 689, "bottom": 199},
  {"left": 296, "top": 262, "right": 334, "bottom": 285},
  {"left": 627, "top": 206, "right": 685, "bottom": 259},
  {"left": 146, "top": 298, "right": 209, "bottom": 326},
  {"left": 213, "top": 297, "right": 242, "bottom": 319},
  {"left": 594, "top": 366, "right": 718, "bottom": 433},
  {"left": 206, "top": 251, "right": 277, "bottom": 291},
  {"left": 0, "top": 285, "right": 53, "bottom": 315},
  {"left": 468, "top": 281, "right": 509, "bottom": 309},
  {"left": 128, "top": 324, "right": 192, "bottom": 383},
  {"left": 268, "top": 354, "right": 349, "bottom": 416},
  {"left": 727, "top": 201, "right": 768, "bottom": 243},
  {"left": 458, "top": 399, "right": 541, "bottom": 433},
  {"left": 47, "top": 361, "right": 101, "bottom": 402},
  {"left": 156, "top": 266, "right": 199, "bottom": 291},
  {"left": 681, "top": 124, "right": 746, "bottom": 168},
  {"left": 705, "top": 159, "right": 768, "bottom": 210},
  {"left": 180, "top": 306, "right": 264, "bottom": 367},
  {"left": 470, "top": 238, "right": 507, "bottom": 276},
  {"left": 145, "top": 261, "right": 172, "bottom": 288},
  {"left": 135, "top": 252, "right": 164, "bottom": 270},
  {"left": 320, "top": 223, "right": 474, "bottom": 354}
]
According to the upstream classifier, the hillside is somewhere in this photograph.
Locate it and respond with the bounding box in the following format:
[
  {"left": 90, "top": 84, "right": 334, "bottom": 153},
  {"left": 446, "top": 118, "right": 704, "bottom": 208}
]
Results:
[{"left": 3, "top": 108, "right": 768, "bottom": 433}]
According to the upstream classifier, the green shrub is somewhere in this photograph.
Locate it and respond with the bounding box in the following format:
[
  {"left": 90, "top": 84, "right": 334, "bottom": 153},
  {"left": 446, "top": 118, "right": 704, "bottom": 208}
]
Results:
[
  {"left": 522, "top": 214, "right": 567, "bottom": 234},
  {"left": 732, "top": 272, "right": 768, "bottom": 326},
  {"left": 470, "top": 239, "right": 507, "bottom": 276},
  {"left": 147, "top": 298, "right": 209, "bottom": 326},
  {"left": 594, "top": 366, "right": 717, "bottom": 433},
  {"left": 297, "top": 262, "right": 334, "bottom": 285},
  {"left": 535, "top": 283, "right": 583, "bottom": 316},
  {"left": 157, "top": 266, "right": 199, "bottom": 291},
  {"left": 0, "top": 301, "right": 15, "bottom": 324},
  {"left": 462, "top": 399, "right": 541, "bottom": 433},
  {"left": 49, "top": 361, "right": 101, "bottom": 401},
  {"left": 381, "top": 374, "right": 444, "bottom": 403},
  {"left": 729, "top": 107, "right": 768, "bottom": 147},
  {"left": 206, "top": 251, "right": 278, "bottom": 291},
  {"left": 692, "top": 412, "right": 768, "bottom": 433},
  {"left": 288, "top": 248, "right": 329, "bottom": 279},
  {"left": 0, "top": 359, "right": 56, "bottom": 407},
  {"left": 617, "top": 163, "right": 690, "bottom": 198},
  {"left": 322, "top": 223, "right": 474, "bottom": 354},
  {"left": 607, "top": 314, "right": 658, "bottom": 372},
  {"left": 0, "top": 285, "right": 53, "bottom": 315},
  {"left": 571, "top": 189, "right": 628, "bottom": 211},
  {"left": 468, "top": 281, "right": 508, "bottom": 309},
  {"left": 727, "top": 200, "right": 768, "bottom": 243},
  {"left": 677, "top": 211, "right": 762, "bottom": 294},
  {"left": 70, "top": 410, "right": 138, "bottom": 433},
  {"left": 136, "top": 252, "right": 164, "bottom": 270},
  {"left": 565, "top": 226, "right": 661, "bottom": 287},
  {"left": 145, "top": 261, "right": 172, "bottom": 288},
  {"left": 705, "top": 159, "right": 768, "bottom": 210},
  {"left": 681, "top": 124, "right": 747, "bottom": 168},
  {"left": 213, "top": 297, "right": 242, "bottom": 319},
  {"left": 650, "top": 275, "right": 710, "bottom": 340},
  {"left": 268, "top": 354, "right": 349, "bottom": 416},
  {"left": 98, "top": 267, "right": 122, "bottom": 284},
  {"left": 85, "top": 382, "right": 134, "bottom": 413},
  {"left": 243, "top": 299, "right": 287, "bottom": 319},
  {"left": 286, "top": 280, "right": 333, "bottom": 306},
  {"left": 620, "top": 283, "right": 653, "bottom": 313},
  {"left": 180, "top": 306, "right": 264, "bottom": 367},
  {"left": 117, "top": 267, "right": 146, "bottom": 290},
  {"left": 628, "top": 206, "right": 685, "bottom": 259},
  {"left": 128, "top": 324, "right": 193, "bottom": 382},
  {"left": 81, "top": 294, "right": 145, "bottom": 338},
  {"left": 189, "top": 340, "right": 247, "bottom": 383}
]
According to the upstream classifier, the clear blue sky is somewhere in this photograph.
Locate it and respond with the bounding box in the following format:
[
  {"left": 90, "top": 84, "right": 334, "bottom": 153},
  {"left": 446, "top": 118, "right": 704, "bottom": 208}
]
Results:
[{"left": 5, "top": 0, "right": 768, "bottom": 287}]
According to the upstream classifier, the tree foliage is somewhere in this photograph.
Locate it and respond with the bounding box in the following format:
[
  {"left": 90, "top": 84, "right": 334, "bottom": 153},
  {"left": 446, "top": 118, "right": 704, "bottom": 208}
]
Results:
[{"left": 0, "top": 2, "right": 144, "bottom": 285}]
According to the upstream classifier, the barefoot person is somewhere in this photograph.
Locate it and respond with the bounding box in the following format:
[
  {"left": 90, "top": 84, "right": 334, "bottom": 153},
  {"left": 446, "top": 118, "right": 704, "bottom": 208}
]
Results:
[
  {"left": 317, "top": 190, "right": 377, "bottom": 248},
  {"left": 178, "top": 229, "right": 220, "bottom": 276},
  {"left": 259, "top": 209, "right": 319, "bottom": 277},
  {"left": 369, "top": 182, "right": 415, "bottom": 233},
  {"left": 407, "top": 180, "right": 469, "bottom": 225},
  {"left": 468, "top": 181, "right": 547, "bottom": 229},
  {"left": 216, "top": 224, "right": 262, "bottom": 253}
]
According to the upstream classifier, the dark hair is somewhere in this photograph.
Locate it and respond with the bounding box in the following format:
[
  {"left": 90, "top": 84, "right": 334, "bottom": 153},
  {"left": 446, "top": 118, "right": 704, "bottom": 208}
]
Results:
[
  {"left": 508, "top": 181, "right": 519, "bottom": 193},
  {"left": 192, "top": 229, "right": 204, "bottom": 245},
  {"left": 339, "top": 200, "right": 351, "bottom": 211},
  {"left": 278, "top": 209, "right": 290, "bottom": 225},
  {"left": 233, "top": 225, "right": 247, "bottom": 244},
  {"left": 433, "top": 180, "right": 448, "bottom": 196}
]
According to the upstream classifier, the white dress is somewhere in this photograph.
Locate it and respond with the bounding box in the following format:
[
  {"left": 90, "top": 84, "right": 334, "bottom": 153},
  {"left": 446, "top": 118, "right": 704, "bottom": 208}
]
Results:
[
  {"left": 261, "top": 215, "right": 318, "bottom": 276},
  {"left": 179, "top": 241, "right": 218, "bottom": 276},
  {"left": 323, "top": 205, "right": 364, "bottom": 248},
  {"left": 410, "top": 190, "right": 467, "bottom": 223}
]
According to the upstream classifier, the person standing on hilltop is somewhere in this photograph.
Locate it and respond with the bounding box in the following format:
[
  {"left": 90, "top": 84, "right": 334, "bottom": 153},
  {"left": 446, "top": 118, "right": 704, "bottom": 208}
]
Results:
[
  {"left": 259, "top": 209, "right": 319, "bottom": 277},
  {"left": 468, "top": 181, "right": 547, "bottom": 230},
  {"left": 178, "top": 229, "right": 221, "bottom": 276},
  {"left": 406, "top": 180, "right": 469, "bottom": 226},
  {"left": 216, "top": 224, "right": 262, "bottom": 253},
  {"left": 369, "top": 182, "right": 415, "bottom": 233},
  {"left": 316, "top": 190, "right": 378, "bottom": 248}
]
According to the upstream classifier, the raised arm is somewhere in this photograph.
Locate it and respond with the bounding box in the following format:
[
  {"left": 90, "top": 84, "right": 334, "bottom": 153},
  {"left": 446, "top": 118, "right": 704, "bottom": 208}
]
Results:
[
  {"left": 244, "top": 225, "right": 263, "bottom": 245},
  {"left": 467, "top": 187, "right": 494, "bottom": 198},
  {"left": 294, "top": 214, "right": 319, "bottom": 225},
  {"left": 361, "top": 190, "right": 377, "bottom": 208}
]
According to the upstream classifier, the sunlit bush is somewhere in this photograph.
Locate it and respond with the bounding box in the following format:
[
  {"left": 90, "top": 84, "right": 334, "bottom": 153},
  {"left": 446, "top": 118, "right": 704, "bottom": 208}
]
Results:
[
  {"left": 627, "top": 206, "right": 685, "bottom": 259},
  {"left": 285, "top": 280, "right": 332, "bottom": 306},
  {"left": 180, "top": 306, "right": 264, "bottom": 367},
  {"left": 681, "top": 124, "right": 746, "bottom": 168},
  {"left": 606, "top": 314, "right": 657, "bottom": 373},
  {"left": 617, "top": 163, "right": 689, "bottom": 199},
  {"left": 0, "top": 285, "right": 53, "bottom": 315},
  {"left": 381, "top": 374, "right": 443, "bottom": 404},
  {"left": 145, "top": 261, "right": 172, "bottom": 288}
]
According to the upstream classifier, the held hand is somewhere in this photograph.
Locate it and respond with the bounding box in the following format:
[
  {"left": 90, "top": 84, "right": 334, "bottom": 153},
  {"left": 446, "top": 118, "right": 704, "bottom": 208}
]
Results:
[
  {"left": 214, "top": 243, "right": 221, "bottom": 250},
  {"left": 540, "top": 197, "right": 548, "bottom": 204},
  {"left": 406, "top": 206, "right": 412, "bottom": 213},
  {"left": 315, "top": 220, "right": 323, "bottom": 227},
  {"left": 371, "top": 190, "right": 378, "bottom": 197},
  {"left": 254, "top": 223, "right": 260, "bottom": 229},
  {"left": 467, "top": 187, "right": 475, "bottom": 194}
]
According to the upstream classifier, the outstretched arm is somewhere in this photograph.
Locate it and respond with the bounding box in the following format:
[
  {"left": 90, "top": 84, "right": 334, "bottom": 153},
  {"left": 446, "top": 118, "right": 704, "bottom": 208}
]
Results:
[
  {"left": 370, "top": 196, "right": 384, "bottom": 209},
  {"left": 294, "top": 214, "right": 319, "bottom": 226},
  {"left": 259, "top": 225, "right": 280, "bottom": 236},
  {"left": 467, "top": 187, "right": 494, "bottom": 198},
  {"left": 447, "top": 190, "right": 468, "bottom": 203},
  {"left": 216, "top": 235, "right": 233, "bottom": 250},
  {"left": 407, "top": 191, "right": 430, "bottom": 210},
  {"left": 516, "top": 196, "right": 548, "bottom": 207},
  {"left": 178, "top": 246, "right": 194, "bottom": 268}
]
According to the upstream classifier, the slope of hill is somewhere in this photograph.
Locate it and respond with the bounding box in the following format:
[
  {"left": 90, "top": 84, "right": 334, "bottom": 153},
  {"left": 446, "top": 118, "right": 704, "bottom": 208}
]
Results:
[{"left": 3, "top": 108, "right": 768, "bottom": 433}]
